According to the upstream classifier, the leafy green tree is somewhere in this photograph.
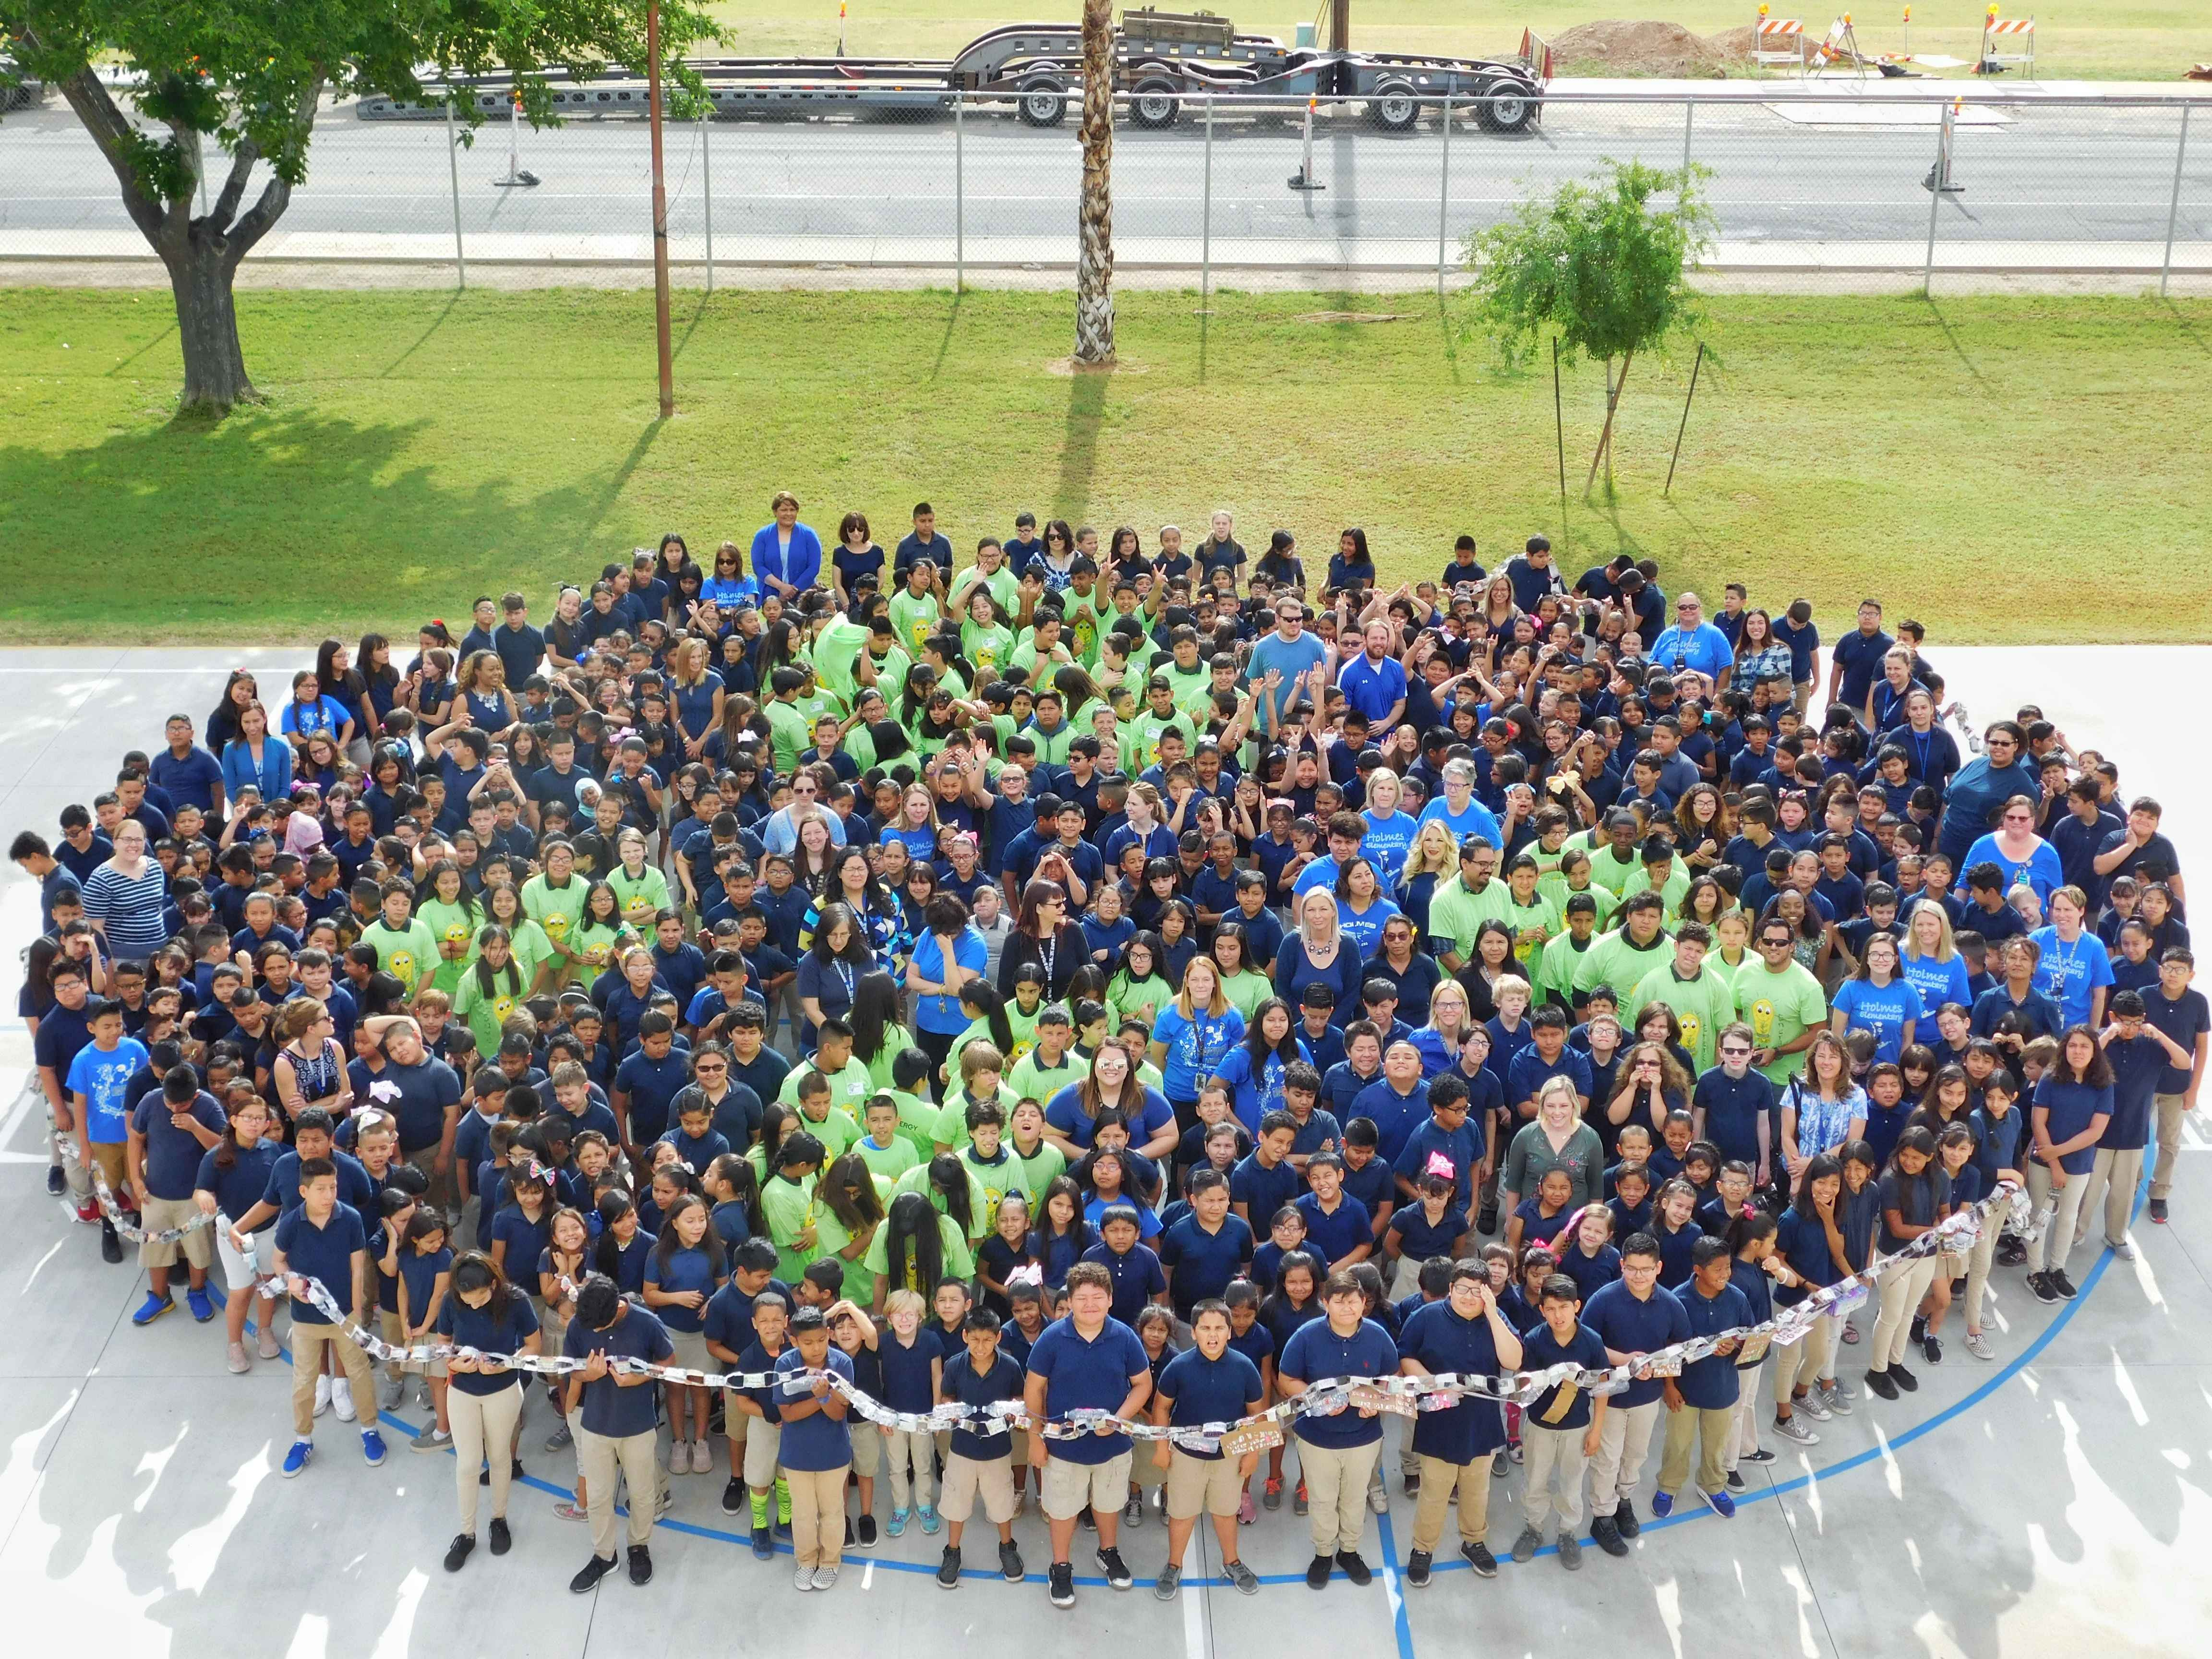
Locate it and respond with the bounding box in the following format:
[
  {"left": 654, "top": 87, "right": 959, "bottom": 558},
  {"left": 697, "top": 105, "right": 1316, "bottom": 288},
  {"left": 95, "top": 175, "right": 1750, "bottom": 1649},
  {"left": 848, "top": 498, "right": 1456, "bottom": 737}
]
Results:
[
  {"left": 1464, "top": 160, "right": 1715, "bottom": 494},
  {"left": 3, "top": 0, "right": 713, "bottom": 414}
]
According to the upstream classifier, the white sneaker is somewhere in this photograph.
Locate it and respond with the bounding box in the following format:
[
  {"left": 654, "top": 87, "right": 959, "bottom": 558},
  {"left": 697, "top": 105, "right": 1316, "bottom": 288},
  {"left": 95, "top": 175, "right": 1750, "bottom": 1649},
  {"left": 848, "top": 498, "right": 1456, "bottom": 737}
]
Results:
[
  {"left": 812, "top": 1566, "right": 839, "bottom": 1590},
  {"left": 2108, "top": 1237, "right": 2136, "bottom": 1262},
  {"left": 794, "top": 1563, "right": 816, "bottom": 1592},
  {"left": 314, "top": 1375, "right": 333, "bottom": 1417},
  {"left": 332, "top": 1378, "right": 357, "bottom": 1423}
]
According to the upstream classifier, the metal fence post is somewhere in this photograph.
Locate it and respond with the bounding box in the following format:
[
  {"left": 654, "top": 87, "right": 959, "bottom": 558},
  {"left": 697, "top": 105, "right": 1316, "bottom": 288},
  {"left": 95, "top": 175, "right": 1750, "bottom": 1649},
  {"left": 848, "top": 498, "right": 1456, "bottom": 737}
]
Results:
[
  {"left": 1437, "top": 93, "right": 1453, "bottom": 290},
  {"left": 701, "top": 113, "right": 715, "bottom": 293},
  {"left": 1202, "top": 93, "right": 1214, "bottom": 305},
  {"left": 1923, "top": 101, "right": 1950, "bottom": 296},
  {"left": 954, "top": 89, "right": 964, "bottom": 292},
  {"left": 2163, "top": 103, "right": 2191, "bottom": 299},
  {"left": 444, "top": 89, "right": 466, "bottom": 291},
  {"left": 1682, "top": 97, "right": 1695, "bottom": 175}
]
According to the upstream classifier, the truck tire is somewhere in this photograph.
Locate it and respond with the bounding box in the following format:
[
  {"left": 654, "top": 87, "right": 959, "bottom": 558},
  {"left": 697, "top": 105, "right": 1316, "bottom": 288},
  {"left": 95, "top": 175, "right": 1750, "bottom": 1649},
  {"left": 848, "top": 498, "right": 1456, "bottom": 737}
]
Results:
[
  {"left": 1368, "top": 81, "right": 1421, "bottom": 132},
  {"left": 1474, "top": 77, "right": 1537, "bottom": 134},
  {"left": 1017, "top": 72, "right": 1069, "bottom": 127},
  {"left": 1129, "top": 75, "right": 1180, "bottom": 129}
]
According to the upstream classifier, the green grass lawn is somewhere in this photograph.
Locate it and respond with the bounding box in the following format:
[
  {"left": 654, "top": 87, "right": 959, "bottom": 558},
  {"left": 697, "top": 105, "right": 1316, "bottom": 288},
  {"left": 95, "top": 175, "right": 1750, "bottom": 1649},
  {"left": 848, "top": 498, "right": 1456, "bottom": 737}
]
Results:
[
  {"left": 1, "top": 285, "right": 2207, "bottom": 644},
  {"left": 699, "top": 0, "right": 2212, "bottom": 81}
]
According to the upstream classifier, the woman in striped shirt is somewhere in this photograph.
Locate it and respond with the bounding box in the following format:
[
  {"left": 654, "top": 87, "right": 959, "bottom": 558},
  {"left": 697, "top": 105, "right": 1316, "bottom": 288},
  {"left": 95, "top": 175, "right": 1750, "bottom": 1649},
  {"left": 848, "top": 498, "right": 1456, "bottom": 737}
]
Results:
[{"left": 80, "top": 821, "right": 171, "bottom": 957}]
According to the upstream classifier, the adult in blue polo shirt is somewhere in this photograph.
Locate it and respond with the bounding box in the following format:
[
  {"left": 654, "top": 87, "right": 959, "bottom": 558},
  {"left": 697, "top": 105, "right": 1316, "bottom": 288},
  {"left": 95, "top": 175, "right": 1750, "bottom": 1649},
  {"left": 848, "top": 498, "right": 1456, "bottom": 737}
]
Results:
[
  {"left": 1825, "top": 600, "right": 1894, "bottom": 719},
  {"left": 1646, "top": 593, "right": 1734, "bottom": 685},
  {"left": 562, "top": 1276, "right": 676, "bottom": 1591},
  {"left": 1396, "top": 1263, "right": 1524, "bottom": 1581},
  {"left": 1335, "top": 622, "right": 1409, "bottom": 731},
  {"left": 150, "top": 716, "right": 226, "bottom": 815},
  {"left": 1581, "top": 1236, "right": 1691, "bottom": 1554},
  {"left": 1276, "top": 1270, "right": 1401, "bottom": 1588},
  {"left": 1024, "top": 1263, "right": 1154, "bottom": 1608}
]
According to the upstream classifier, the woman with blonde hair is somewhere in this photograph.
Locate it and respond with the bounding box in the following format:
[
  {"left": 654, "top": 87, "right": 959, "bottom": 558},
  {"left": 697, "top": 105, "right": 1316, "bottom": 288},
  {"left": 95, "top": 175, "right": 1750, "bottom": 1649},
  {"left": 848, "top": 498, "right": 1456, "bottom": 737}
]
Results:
[
  {"left": 1272, "top": 887, "right": 1364, "bottom": 1024},
  {"left": 1899, "top": 900, "right": 1973, "bottom": 1015},
  {"left": 1395, "top": 818, "right": 1460, "bottom": 940},
  {"left": 1148, "top": 955, "right": 1247, "bottom": 1130},
  {"left": 669, "top": 636, "right": 726, "bottom": 761}
]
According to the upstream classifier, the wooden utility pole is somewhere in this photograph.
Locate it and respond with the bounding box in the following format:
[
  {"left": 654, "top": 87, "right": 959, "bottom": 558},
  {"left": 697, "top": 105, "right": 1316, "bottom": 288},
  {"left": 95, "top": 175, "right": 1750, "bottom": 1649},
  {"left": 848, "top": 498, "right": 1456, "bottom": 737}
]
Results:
[{"left": 647, "top": 0, "right": 675, "bottom": 417}]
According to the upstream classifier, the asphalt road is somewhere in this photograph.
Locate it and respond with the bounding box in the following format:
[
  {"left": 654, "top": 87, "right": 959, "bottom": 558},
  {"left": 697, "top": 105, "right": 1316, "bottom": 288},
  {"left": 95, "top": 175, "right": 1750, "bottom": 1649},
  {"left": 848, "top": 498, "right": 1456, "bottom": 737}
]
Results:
[{"left": 1, "top": 95, "right": 2206, "bottom": 261}]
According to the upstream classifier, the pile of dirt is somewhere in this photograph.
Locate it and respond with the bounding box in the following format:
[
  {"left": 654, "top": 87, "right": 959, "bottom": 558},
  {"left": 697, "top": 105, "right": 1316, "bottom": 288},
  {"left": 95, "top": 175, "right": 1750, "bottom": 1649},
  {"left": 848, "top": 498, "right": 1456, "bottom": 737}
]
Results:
[
  {"left": 1708, "top": 23, "right": 1795, "bottom": 64},
  {"left": 1551, "top": 19, "right": 1733, "bottom": 78}
]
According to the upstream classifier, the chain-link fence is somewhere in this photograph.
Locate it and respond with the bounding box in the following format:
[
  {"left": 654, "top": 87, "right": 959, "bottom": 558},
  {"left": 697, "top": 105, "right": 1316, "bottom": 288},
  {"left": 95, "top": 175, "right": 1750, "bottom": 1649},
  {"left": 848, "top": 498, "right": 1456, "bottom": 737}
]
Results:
[{"left": 1, "top": 86, "right": 2206, "bottom": 289}]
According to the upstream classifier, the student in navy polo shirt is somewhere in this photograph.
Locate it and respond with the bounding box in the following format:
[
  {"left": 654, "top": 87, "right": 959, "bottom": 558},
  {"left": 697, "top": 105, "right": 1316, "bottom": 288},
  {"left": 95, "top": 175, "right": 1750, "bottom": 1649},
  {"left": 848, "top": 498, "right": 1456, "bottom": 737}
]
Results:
[
  {"left": 1693, "top": 1023, "right": 1783, "bottom": 1189},
  {"left": 2025, "top": 1028, "right": 2113, "bottom": 1304},
  {"left": 562, "top": 1274, "right": 676, "bottom": 1593},
  {"left": 1149, "top": 1299, "right": 1266, "bottom": 1599},
  {"left": 773, "top": 1304, "right": 856, "bottom": 1592},
  {"left": 435, "top": 1251, "right": 541, "bottom": 1571},
  {"left": 1294, "top": 1152, "right": 1373, "bottom": 1268},
  {"left": 125, "top": 1062, "right": 225, "bottom": 1326},
  {"left": 1581, "top": 1234, "right": 1692, "bottom": 1556},
  {"left": 1158, "top": 1169, "right": 1255, "bottom": 1319},
  {"left": 1276, "top": 1267, "right": 1401, "bottom": 1589},
  {"left": 1230, "top": 1112, "right": 1301, "bottom": 1228},
  {"left": 1510, "top": 1272, "right": 1611, "bottom": 1568},
  {"left": 1397, "top": 1259, "right": 1524, "bottom": 1583},
  {"left": 1392, "top": 1072, "right": 1485, "bottom": 1219},
  {"left": 2074, "top": 990, "right": 2175, "bottom": 1261},
  {"left": 1024, "top": 1261, "right": 1154, "bottom": 1608},
  {"left": 1652, "top": 1237, "right": 1752, "bottom": 1519},
  {"left": 937, "top": 1306, "right": 1030, "bottom": 1586},
  {"left": 273, "top": 1156, "right": 385, "bottom": 1478},
  {"left": 1082, "top": 1203, "right": 1169, "bottom": 1326}
]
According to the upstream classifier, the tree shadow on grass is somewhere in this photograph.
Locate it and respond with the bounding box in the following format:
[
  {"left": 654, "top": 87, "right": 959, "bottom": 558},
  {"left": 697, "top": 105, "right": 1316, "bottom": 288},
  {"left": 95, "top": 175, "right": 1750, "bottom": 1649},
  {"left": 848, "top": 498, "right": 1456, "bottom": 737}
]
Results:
[
  {"left": 0, "top": 406, "right": 627, "bottom": 638},
  {"left": 1051, "top": 367, "right": 1109, "bottom": 522}
]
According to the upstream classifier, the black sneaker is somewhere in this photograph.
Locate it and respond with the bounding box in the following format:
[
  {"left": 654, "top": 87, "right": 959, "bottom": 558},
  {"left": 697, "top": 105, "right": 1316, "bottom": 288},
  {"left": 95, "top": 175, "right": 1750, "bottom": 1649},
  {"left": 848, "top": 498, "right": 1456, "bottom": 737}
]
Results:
[
  {"left": 857, "top": 1514, "right": 878, "bottom": 1546},
  {"left": 1997, "top": 1238, "right": 2028, "bottom": 1265},
  {"left": 489, "top": 1517, "right": 511, "bottom": 1555},
  {"left": 1726, "top": 1470, "right": 1746, "bottom": 1492},
  {"left": 1097, "top": 1546, "right": 1133, "bottom": 1590},
  {"left": 1305, "top": 1553, "right": 1334, "bottom": 1589},
  {"left": 721, "top": 1477, "right": 745, "bottom": 1515},
  {"left": 2050, "top": 1269, "right": 2079, "bottom": 1300},
  {"left": 46, "top": 1166, "right": 65, "bottom": 1197},
  {"left": 1047, "top": 1561, "right": 1076, "bottom": 1608},
  {"left": 1909, "top": 1314, "right": 1928, "bottom": 1346},
  {"left": 628, "top": 1544, "right": 652, "bottom": 1585},
  {"left": 1335, "top": 1550, "right": 1371, "bottom": 1587},
  {"left": 1889, "top": 1363, "right": 1920, "bottom": 1394},
  {"left": 1741, "top": 1447, "right": 1778, "bottom": 1465},
  {"left": 511, "top": 1457, "right": 525, "bottom": 1484},
  {"left": 2149, "top": 1198, "right": 2169, "bottom": 1224},
  {"left": 1864, "top": 1369, "right": 1900, "bottom": 1401},
  {"left": 1461, "top": 1540, "right": 1498, "bottom": 1578},
  {"left": 938, "top": 1546, "right": 962, "bottom": 1588},
  {"left": 1477, "top": 1202, "right": 1500, "bottom": 1237},
  {"left": 1922, "top": 1332, "right": 1944, "bottom": 1365},
  {"left": 569, "top": 1554, "right": 617, "bottom": 1594},
  {"left": 2030, "top": 1272, "right": 2061, "bottom": 1304},
  {"left": 100, "top": 1220, "right": 123, "bottom": 1264},
  {"left": 444, "top": 1533, "right": 476, "bottom": 1572},
  {"left": 999, "top": 1539, "right": 1024, "bottom": 1581},
  {"left": 1591, "top": 1514, "right": 1628, "bottom": 1557},
  {"left": 1405, "top": 1549, "right": 1433, "bottom": 1587},
  {"left": 1078, "top": 1504, "right": 1096, "bottom": 1532},
  {"left": 1403, "top": 1469, "right": 1421, "bottom": 1496},
  {"left": 1612, "top": 1500, "right": 1640, "bottom": 1540}
]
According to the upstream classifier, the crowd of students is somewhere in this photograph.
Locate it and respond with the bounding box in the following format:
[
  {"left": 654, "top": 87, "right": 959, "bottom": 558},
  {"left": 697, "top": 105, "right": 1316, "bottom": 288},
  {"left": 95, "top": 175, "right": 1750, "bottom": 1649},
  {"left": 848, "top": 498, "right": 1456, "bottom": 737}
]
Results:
[{"left": 12, "top": 501, "right": 2206, "bottom": 1607}]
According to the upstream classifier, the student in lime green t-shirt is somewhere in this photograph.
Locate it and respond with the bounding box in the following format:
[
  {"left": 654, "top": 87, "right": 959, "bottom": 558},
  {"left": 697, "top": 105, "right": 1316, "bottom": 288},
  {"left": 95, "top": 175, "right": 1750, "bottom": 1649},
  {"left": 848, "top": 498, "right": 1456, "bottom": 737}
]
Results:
[
  {"left": 761, "top": 1132, "right": 826, "bottom": 1285},
  {"left": 776, "top": 1028, "right": 875, "bottom": 1125},
  {"left": 1006, "top": 1098, "right": 1070, "bottom": 1196},
  {"left": 928, "top": 1040, "right": 1022, "bottom": 1152},
  {"left": 893, "top": 1154, "right": 992, "bottom": 1244},
  {"left": 782, "top": 1070, "right": 861, "bottom": 1162},
  {"left": 812, "top": 1154, "right": 891, "bottom": 1312},
  {"left": 1007, "top": 1010, "right": 1082, "bottom": 1110},
  {"left": 959, "top": 589, "right": 1017, "bottom": 680},
  {"left": 564, "top": 882, "right": 636, "bottom": 991},
  {"left": 414, "top": 866, "right": 481, "bottom": 997},
  {"left": 853, "top": 1096, "right": 923, "bottom": 1185},
  {"left": 452, "top": 933, "right": 532, "bottom": 1058},
  {"left": 363, "top": 882, "right": 440, "bottom": 998},
  {"left": 954, "top": 1097, "right": 1033, "bottom": 1216}
]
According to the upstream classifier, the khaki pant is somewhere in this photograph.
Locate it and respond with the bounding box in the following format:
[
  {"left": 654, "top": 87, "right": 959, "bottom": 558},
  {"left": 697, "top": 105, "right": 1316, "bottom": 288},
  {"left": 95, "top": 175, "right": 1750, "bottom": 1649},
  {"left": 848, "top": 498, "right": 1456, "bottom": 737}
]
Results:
[
  {"left": 883, "top": 1425, "right": 936, "bottom": 1512},
  {"left": 406, "top": 1144, "right": 452, "bottom": 1215},
  {"left": 942, "top": 1452, "right": 1018, "bottom": 1524},
  {"left": 1869, "top": 1253, "right": 1937, "bottom": 1371},
  {"left": 1657, "top": 1401, "right": 1734, "bottom": 1499},
  {"left": 2076, "top": 1146, "right": 2144, "bottom": 1250},
  {"left": 1409, "top": 1452, "right": 1491, "bottom": 1552},
  {"left": 787, "top": 1464, "right": 849, "bottom": 1570},
  {"left": 450, "top": 1382, "right": 524, "bottom": 1534},
  {"left": 1960, "top": 1225, "right": 1999, "bottom": 1331},
  {"left": 1586, "top": 1397, "right": 1659, "bottom": 1513},
  {"left": 743, "top": 1419, "right": 784, "bottom": 1490},
  {"left": 576, "top": 1424, "right": 661, "bottom": 1559},
  {"left": 1772, "top": 1312, "right": 1838, "bottom": 1405},
  {"left": 72, "top": 1140, "right": 127, "bottom": 1204},
  {"left": 849, "top": 1415, "right": 881, "bottom": 1477},
  {"left": 2026, "top": 1162, "right": 2093, "bottom": 1278},
  {"left": 290, "top": 1318, "right": 376, "bottom": 1437},
  {"left": 1724, "top": 1364, "right": 1766, "bottom": 1472},
  {"left": 137, "top": 1194, "right": 215, "bottom": 1271},
  {"left": 1040, "top": 1451, "right": 1131, "bottom": 1520},
  {"left": 1520, "top": 1423, "right": 1590, "bottom": 1538},
  {"left": 2152, "top": 1094, "right": 2190, "bottom": 1200},
  {"left": 1165, "top": 1451, "right": 1244, "bottom": 1520},
  {"left": 1293, "top": 1436, "right": 1380, "bottom": 1556}
]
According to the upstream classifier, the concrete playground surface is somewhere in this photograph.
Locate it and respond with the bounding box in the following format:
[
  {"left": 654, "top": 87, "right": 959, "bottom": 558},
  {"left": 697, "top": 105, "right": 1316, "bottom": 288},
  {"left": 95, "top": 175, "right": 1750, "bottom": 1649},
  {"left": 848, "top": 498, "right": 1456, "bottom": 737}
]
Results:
[{"left": 0, "top": 643, "right": 2206, "bottom": 1657}]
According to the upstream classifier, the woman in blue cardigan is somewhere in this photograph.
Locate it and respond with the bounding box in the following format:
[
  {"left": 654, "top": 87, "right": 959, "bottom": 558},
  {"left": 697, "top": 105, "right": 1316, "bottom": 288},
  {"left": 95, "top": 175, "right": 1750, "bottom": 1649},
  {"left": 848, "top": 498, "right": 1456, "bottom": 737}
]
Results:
[
  {"left": 220, "top": 702, "right": 293, "bottom": 805},
  {"left": 749, "top": 491, "right": 823, "bottom": 601}
]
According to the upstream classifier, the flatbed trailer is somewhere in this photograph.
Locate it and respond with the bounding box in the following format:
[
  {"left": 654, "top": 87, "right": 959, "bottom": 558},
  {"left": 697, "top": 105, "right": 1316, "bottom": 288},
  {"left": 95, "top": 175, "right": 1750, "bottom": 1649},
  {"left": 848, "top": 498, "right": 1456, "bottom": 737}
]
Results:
[{"left": 355, "top": 9, "right": 1545, "bottom": 132}]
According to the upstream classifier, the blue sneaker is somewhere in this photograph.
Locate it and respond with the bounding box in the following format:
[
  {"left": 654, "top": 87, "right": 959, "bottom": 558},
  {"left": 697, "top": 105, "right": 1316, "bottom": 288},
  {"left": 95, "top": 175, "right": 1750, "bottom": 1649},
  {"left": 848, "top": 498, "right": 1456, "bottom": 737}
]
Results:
[
  {"left": 1649, "top": 1491, "right": 1674, "bottom": 1518},
  {"left": 131, "top": 1291, "right": 175, "bottom": 1326},
  {"left": 1701, "top": 1487, "right": 1737, "bottom": 1519},
  {"left": 888, "top": 1508, "right": 910, "bottom": 1538},
  {"left": 186, "top": 1287, "right": 216, "bottom": 1323},
  {"left": 918, "top": 1505, "right": 940, "bottom": 1536},
  {"left": 281, "top": 1441, "right": 313, "bottom": 1478},
  {"left": 362, "top": 1430, "right": 388, "bottom": 1467}
]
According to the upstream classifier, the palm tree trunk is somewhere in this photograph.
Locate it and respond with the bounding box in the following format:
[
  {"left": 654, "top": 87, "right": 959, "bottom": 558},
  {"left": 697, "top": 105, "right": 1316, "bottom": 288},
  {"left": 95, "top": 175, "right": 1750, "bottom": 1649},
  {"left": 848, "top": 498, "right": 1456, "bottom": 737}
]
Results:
[{"left": 1073, "top": 0, "right": 1115, "bottom": 365}]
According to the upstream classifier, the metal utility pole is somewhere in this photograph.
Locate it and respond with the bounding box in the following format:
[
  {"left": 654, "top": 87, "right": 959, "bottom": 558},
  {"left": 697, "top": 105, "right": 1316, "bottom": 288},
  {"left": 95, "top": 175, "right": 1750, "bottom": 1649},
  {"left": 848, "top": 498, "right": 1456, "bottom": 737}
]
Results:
[{"left": 647, "top": 0, "right": 675, "bottom": 418}]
